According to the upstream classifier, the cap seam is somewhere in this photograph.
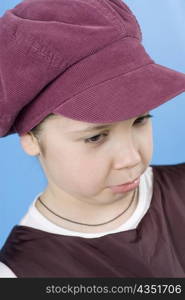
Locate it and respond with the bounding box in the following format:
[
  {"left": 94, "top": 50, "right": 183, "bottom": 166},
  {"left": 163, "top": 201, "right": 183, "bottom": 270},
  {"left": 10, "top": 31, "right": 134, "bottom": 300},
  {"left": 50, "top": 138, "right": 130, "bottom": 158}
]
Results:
[
  {"left": 52, "top": 62, "right": 154, "bottom": 110},
  {"left": 22, "top": 62, "right": 154, "bottom": 131},
  {"left": 16, "top": 85, "right": 185, "bottom": 136},
  {"left": 15, "top": 61, "right": 155, "bottom": 135},
  {"left": 1, "top": 17, "right": 69, "bottom": 69},
  {"left": 98, "top": 0, "right": 142, "bottom": 41},
  {"left": 62, "top": 35, "right": 142, "bottom": 74},
  {"left": 96, "top": 0, "right": 126, "bottom": 35},
  {"left": 8, "top": 29, "right": 65, "bottom": 69},
  {"left": 2, "top": 13, "right": 141, "bottom": 70},
  {"left": 5, "top": 26, "right": 141, "bottom": 71}
]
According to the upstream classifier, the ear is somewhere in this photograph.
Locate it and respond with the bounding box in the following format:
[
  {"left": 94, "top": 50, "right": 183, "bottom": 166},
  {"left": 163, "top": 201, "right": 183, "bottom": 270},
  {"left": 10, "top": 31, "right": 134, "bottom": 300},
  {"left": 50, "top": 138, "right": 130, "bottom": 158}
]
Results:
[{"left": 19, "top": 132, "right": 40, "bottom": 156}]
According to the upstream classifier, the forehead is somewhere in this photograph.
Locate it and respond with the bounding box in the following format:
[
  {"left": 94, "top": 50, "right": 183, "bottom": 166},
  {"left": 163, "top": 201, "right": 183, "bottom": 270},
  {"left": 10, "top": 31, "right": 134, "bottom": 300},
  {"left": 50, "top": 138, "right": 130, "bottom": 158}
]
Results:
[
  {"left": 53, "top": 116, "right": 113, "bottom": 133},
  {"left": 54, "top": 111, "right": 148, "bottom": 134}
]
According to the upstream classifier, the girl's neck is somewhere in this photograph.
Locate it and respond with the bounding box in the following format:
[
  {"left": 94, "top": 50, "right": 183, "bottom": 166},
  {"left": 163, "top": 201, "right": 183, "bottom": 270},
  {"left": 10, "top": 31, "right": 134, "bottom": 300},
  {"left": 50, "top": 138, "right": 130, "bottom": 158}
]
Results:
[{"left": 35, "top": 189, "right": 139, "bottom": 234}]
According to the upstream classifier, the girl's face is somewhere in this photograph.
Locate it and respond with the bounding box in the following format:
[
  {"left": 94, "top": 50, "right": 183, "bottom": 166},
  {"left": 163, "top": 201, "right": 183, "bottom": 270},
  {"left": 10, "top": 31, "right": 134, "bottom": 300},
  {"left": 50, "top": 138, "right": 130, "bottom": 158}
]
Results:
[{"left": 26, "top": 112, "right": 153, "bottom": 205}]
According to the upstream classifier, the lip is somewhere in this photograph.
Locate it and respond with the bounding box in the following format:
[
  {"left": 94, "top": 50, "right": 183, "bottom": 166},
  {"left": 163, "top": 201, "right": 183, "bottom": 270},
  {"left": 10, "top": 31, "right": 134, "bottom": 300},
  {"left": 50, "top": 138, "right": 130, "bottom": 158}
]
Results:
[{"left": 109, "top": 177, "right": 140, "bottom": 193}]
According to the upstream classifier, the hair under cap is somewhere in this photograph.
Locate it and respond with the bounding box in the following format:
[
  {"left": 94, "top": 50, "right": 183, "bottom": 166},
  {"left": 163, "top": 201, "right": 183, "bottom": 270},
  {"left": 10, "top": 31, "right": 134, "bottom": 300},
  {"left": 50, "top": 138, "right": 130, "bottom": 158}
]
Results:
[{"left": 0, "top": 0, "right": 185, "bottom": 138}]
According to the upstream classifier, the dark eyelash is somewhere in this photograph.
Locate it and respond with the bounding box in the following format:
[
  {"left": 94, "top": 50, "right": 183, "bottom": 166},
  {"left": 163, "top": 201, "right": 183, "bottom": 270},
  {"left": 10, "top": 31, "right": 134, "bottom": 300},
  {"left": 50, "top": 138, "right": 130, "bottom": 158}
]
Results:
[
  {"left": 135, "top": 114, "right": 153, "bottom": 124},
  {"left": 84, "top": 114, "right": 153, "bottom": 144}
]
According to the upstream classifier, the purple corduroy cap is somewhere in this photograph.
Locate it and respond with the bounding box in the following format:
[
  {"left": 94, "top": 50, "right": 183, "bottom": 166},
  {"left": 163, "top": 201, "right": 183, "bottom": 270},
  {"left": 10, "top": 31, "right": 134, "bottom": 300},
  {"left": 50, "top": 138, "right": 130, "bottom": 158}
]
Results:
[{"left": 0, "top": 0, "right": 185, "bottom": 138}]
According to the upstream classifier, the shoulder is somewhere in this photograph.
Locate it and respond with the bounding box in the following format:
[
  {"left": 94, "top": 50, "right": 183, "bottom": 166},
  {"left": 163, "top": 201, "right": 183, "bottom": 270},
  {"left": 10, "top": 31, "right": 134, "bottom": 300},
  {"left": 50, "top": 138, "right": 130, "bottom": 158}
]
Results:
[
  {"left": 150, "top": 162, "right": 185, "bottom": 210},
  {"left": 151, "top": 162, "right": 185, "bottom": 171},
  {"left": 0, "top": 262, "right": 17, "bottom": 278},
  {"left": 151, "top": 162, "right": 185, "bottom": 183}
]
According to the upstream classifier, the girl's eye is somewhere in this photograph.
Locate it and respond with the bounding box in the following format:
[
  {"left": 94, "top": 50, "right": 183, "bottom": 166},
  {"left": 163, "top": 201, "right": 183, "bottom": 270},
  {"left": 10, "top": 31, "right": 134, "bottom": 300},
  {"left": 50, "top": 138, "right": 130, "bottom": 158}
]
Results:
[
  {"left": 84, "top": 133, "right": 108, "bottom": 144},
  {"left": 84, "top": 114, "right": 153, "bottom": 144},
  {"left": 134, "top": 114, "right": 153, "bottom": 125}
]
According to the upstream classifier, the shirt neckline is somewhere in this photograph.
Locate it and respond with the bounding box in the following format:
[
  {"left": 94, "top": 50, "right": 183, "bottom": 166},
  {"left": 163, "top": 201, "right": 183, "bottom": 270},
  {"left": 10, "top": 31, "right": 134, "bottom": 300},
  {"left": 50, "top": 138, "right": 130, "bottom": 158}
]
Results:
[{"left": 20, "top": 166, "right": 153, "bottom": 238}]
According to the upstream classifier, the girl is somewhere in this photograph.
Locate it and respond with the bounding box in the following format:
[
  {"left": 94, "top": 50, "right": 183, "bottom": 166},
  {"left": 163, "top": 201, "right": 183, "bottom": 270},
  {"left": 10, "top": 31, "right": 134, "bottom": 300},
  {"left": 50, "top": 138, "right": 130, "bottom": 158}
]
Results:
[{"left": 0, "top": 0, "right": 185, "bottom": 278}]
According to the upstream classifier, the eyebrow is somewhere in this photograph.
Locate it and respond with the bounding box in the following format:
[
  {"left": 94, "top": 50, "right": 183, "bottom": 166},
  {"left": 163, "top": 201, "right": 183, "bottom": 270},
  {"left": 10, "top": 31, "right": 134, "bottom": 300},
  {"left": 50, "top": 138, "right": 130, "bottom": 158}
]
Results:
[
  {"left": 70, "top": 112, "right": 150, "bottom": 134},
  {"left": 71, "top": 124, "right": 114, "bottom": 133}
]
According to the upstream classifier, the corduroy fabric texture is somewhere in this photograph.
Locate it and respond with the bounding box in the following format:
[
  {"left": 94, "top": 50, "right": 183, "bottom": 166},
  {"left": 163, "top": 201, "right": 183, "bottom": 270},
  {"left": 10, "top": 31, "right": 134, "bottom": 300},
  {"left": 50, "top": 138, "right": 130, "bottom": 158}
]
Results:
[{"left": 0, "top": 0, "right": 185, "bottom": 137}]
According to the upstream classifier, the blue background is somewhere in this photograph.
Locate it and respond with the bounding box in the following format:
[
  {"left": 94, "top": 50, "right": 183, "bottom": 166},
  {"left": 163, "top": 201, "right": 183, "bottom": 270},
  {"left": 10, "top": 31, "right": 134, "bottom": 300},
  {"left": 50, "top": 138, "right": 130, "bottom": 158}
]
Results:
[{"left": 0, "top": 0, "right": 185, "bottom": 248}]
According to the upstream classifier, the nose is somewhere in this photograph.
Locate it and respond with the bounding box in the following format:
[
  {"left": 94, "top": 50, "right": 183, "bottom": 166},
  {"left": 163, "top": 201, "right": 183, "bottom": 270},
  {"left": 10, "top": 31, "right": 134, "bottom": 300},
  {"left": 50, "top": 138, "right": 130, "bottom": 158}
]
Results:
[{"left": 112, "top": 134, "right": 141, "bottom": 169}]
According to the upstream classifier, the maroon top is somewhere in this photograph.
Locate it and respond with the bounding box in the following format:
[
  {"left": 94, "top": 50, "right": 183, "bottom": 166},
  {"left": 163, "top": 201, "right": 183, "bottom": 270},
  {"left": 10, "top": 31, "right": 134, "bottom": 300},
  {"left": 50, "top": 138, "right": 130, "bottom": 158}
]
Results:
[{"left": 1, "top": 163, "right": 185, "bottom": 278}]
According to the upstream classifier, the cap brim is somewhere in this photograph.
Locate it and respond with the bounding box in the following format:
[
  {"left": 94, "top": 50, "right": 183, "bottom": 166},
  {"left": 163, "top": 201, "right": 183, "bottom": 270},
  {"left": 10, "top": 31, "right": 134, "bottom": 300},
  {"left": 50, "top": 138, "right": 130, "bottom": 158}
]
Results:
[{"left": 54, "top": 63, "right": 185, "bottom": 123}]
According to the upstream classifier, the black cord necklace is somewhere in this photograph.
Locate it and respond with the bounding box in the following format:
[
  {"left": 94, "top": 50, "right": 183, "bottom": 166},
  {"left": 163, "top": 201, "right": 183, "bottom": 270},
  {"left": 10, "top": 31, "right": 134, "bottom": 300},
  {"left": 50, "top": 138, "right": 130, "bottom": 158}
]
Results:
[{"left": 38, "top": 187, "right": 138, "bottom": 227}]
